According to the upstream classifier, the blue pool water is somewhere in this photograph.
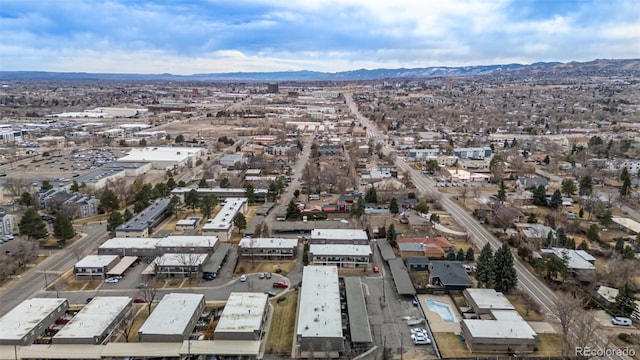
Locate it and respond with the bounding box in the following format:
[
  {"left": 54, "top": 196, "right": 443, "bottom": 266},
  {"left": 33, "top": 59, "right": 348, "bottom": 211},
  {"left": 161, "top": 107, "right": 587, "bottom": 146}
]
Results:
[{"left": 426, "top": 299, "right": 455, "bottom": 322}]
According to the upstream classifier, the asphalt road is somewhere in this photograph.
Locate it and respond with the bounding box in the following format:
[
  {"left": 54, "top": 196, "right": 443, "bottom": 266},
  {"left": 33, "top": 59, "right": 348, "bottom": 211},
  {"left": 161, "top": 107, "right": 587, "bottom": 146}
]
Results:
[
  {"left": 344, "top": 92, "right": 628, "bottom": 359},
  {"left": 0, "top": 222, "right": 109, "bottom": 316}
]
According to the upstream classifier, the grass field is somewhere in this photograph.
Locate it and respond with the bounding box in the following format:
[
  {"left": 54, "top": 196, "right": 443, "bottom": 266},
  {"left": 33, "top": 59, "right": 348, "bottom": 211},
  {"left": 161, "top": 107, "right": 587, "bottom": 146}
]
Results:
[
  {"left": 234, "top": 259, "right": 296, "bottom": 276},
  {"left": 265, "top": 289, "right": 298, "bottom": 355},
  {"left": 434, "top": 331, "right": 563, "bottom": 358}
]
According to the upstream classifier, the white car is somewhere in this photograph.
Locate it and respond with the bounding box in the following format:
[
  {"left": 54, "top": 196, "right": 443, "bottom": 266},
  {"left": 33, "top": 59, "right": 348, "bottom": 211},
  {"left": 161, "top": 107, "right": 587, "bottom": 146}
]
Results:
[
  {"left": 410, "top": 328, "right": 428, "bottom": 336},
  {"left": 412, "top": 336, "right": 431, "bottom": 345},
  {"left": 239, "top": 275, "right": 248, "bottom": 282},
  {"left": 611, "top": 317, "right": 632, "bottom": 326},
  {"left": 104, "top": 277, "right": 119, "bottom": 284}
]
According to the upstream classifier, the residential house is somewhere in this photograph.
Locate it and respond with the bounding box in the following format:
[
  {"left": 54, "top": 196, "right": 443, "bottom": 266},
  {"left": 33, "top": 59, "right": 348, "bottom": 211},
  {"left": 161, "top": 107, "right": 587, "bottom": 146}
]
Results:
[
  {"left": 540, "top": 247, "right": 596, "bottom": 282},
  {"left": 405, "top": 256, "right": 430, "bottom": 271},
  {"left": 429, "top": 261, "right": 473, "bottom": 292}
]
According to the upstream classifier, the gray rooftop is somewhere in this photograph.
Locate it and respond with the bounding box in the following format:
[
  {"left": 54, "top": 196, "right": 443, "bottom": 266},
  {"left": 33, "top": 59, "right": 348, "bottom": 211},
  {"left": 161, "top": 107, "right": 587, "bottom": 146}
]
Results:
[
  {"left": 387, "top": 259, "right": 416, "bottom": 295},
  {"left": 116, "top": 197, "right": 171, "bottom": 232},
  {"left": 0, "top": 298, "right": 68, "bottom": 341},
  {"left": 430, "top": 261, "right": 473, "bottom": 287},
  {"left": 73, "top": 162, "right": 149, "bottom": 184},
  {"left": 202, "top": 243, "right": 231, "bottom": 273},
  {"left": 377, "top": 239, "right": 396, "bottom": 261},
  {"left": 139, "top": 293, "right": 204, "bottom": 336},
  {"left": 54, "top": 297, "right": 131, "bottom": 340},
  {"left": 343, "top": 277, "right": 373, "bottom": 344},
  {"left": 215, "top": 292, "right": 268, "bottom": 334},
  {"left": 296, "top": 266, "right": 343, "bottom": 339}
]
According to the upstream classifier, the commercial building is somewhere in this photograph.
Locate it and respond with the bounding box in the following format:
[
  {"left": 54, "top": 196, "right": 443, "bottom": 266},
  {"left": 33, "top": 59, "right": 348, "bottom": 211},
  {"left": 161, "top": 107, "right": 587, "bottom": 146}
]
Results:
[
  {"left": 73, "top": 255, "right": 120, "bottom": 278},
  {"left": 138, "top": 293, "right": 205, "bottom": 342},
  {"left": 201, "top": 198, "right": 247, "bottom": 241},
  {"left": 71, "top": 161, "right": 151, "bottom": 190},
  {"left": 118, "top": 146, "right": 204, "bottom": 170},
  {"left": 0, "top": 298, "right": 69, "bottom": 345},
  {"left": 53, "top": 297, "right": 132, "bottom": 344},
  {"left": 115, "top": 197, "right": 171, "bottom": 237},
  {"left": 214, "top": 292, "right": 269, "bottom": 341},
  {"left": 296, "top": 266, "right": 344, "bottom": 357},
  {"left": 238, "top": 237, "right": 298, "bottom": 260},
  {"left": 461, "top": 289, "right": 538, "bottom": 353},
  {"left": 309, "top": 244, "right": 372, "bottom": 268},
  {"left": 310, "top": 229, "right": 369, "bottom": 245}
]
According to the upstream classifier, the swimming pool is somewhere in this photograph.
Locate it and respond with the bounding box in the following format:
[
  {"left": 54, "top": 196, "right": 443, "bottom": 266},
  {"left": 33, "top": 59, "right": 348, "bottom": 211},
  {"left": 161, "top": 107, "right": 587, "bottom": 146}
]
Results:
[{"left": 426, "top": 299, "right": 455, "bottom": 322}]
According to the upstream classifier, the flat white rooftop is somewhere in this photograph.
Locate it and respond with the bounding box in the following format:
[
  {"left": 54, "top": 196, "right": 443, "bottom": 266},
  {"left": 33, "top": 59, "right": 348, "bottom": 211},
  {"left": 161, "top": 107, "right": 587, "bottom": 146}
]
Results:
[
  {"left": 311, "top": 229, "right": 368, "bottom": 241},
  {"left": 463, "top": 317, "right": 537, "bottom": 339},
  {"left": 119, "top": 147, "right": 201, "bottom": 163},
  {"left": 309, "top": 244, "right": 372, "bottom": 257},
  {"left": 202, "top": 198, "right": 247, "bottom": 231},
  {"left": 74, "top": 255, "right": 119, "bottom": 268},
  {"left": 465, "top": 289, "right": 516, "bottom": 311},
  {"left": 156, "top": 253, "right": 209, "bottom": 267},
  {"left": 139, "top": 293, "right": 204, "bottom": 336},
  {"left": 612, "top": 216, "right": 640, "bottom": 233},
  {"left": 156, "top": 235, "right": 218, "bottom": 248},
  {"left": 215, "top": 292, "right": 268, "bottom": 334},
  {"left": 296, "top": 266, "right": 343, "bottom": 339},
  {"left": 239, "top": 237, "right": 298, "bottom": 249},
  {"left": 54, "top": 297, "right": 131, "bottom": 340},
  {"left": 0, "top": 298, "right": 68, "bottom": 341},
  {"left": 99, "top": 237, "right": 160, "bottom": 249}
]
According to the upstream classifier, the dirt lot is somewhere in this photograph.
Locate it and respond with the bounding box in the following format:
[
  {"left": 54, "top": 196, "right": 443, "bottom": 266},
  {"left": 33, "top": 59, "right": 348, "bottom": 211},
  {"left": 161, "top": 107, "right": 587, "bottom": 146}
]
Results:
[
  {"left": 265, "top": 289, "right": 298, "bottom": 355},
  {"left": 234, "top": 259, "right": 296, "bottom": 276}
]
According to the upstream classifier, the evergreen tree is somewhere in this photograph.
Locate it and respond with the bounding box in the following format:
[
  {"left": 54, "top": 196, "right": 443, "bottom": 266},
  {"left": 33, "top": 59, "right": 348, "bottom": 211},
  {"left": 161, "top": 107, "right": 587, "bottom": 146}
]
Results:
[
  {"left": 465, "top": 247, "right": 475, "bottom": 262},
  {"left": 286, "top": 199, "right": 301, "bottom": 220},
  {"left": 526, "top": 212, "right": 537, "bottom": 224},
  {"left": 577, "top": 240, "right": 589, "bottom": 251},
  {"left": 293, "top": 189, "right": 300, "bottom": 198},
  {"left": 549, "top": 190, "right": 563, "bottom": 209},
  {"left": 415, "top": 202, "right": 429, "bottom": 214},
  {"left": 19, "top": 208, "right": 48, "bottom": 239},
  {"left": 99, "top": 189, "right": 120, "bottom": 214},
  {"left": 198, "top": 178, "right": 208, "bottom": 188},
  {"left": 446, "top": 248, "right": 456, "bottom": 261},
  {"left": 70, "top": 180, "right": 80, "bottom": 192},
  {"left": 166, "top": 177, "right": 177, "bottom": 190},
  {"left": 532, "top": 185, "right": 547, "bottom": 206},
  {"left": 123, "top": 208, "right": 133, "bottom": 221},
  {"left": 245, "top": 184, "right": 256, "bottom": 204},
  {"left": 389, "top": 198, "right": 399, "bottom": 215},
  {"left": 456, "top": 248, "right": 465, "bottom": 261},
  {"left": 561, "top": 178, "right": 577, "bottom": 196},
  {"left": 267, "top": 182, "right": 278, "bottom": 202},
  {"left": 556, "top": 228, "right": 567, "bottom": 247},
  {"left": 475, "top": 243, "right": 495, "bottom": 288},
  {"left": 542, "top": 155, "right": 550, "bottom": 165},
  {"left": 184, "top": 189, "right": 200, "bottom": 210},
  {"left": 578, "top": 207, "right": 584, "bottom": 218},
  {"left": 620, "top": 167, "right": 632, "bottom": 197},
  {"left": 586, "top": 224, "right": 600, "bottom": 242},
  {"left": 365, "top": 187, "right": 377, "bottom": 204},
  {"left": 106, "top": 211, "right": 124, "bottom": 237},
  {"left": 167, "top": 195, "right": 182, "bottom": 216},
  {"left": 497, "top": 180, "right": 507, "bottom": 204},
  {"left": 220, "top": 177, "right": 230, "bottom": 188},
  {"left": 615, "top": 238, "right": 625, "bottom": 254},
  {"left": 233, "top": 213, "right": 247, "bottom": 234},
  {"left": 613, "top": 283, "right": 637, "bottom": 317},
  {"left": 386, "top": 224, "right": 397, "bottom": 247},
  {"left": 53, "top": 213, "right": 75, "bottom": 246},
  {"left": 493, "top": 242, "right": 518, "bottom": 293},
  {"left": 579, "top": 175, "right": 593, "bottom": 196},
  {"left": 20, "top": 192, "right": 33, "bottom": 206},
  {"left": 40, "top": 180, "right": 53, "bottom": 191},
  {"left": 350, "top": 197, "right": 365, "bottom": 218},
  {"left": 199, "top": 194, "right": 217, "bottom": 219},
  {"left": 600, "top": 209, "right": 613, "bottom": 227}
]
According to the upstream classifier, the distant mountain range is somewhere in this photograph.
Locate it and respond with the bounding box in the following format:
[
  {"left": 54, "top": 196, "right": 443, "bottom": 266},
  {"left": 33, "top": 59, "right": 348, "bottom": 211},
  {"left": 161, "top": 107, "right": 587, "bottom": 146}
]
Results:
[{"left": 1, "top": 59, "right": 638, "bottom": 81}]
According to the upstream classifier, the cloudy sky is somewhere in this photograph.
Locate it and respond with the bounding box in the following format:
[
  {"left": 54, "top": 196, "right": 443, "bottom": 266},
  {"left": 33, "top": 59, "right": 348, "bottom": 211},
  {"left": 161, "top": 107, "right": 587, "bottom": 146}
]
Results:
[{"left": 1, "top": 0, "right": 638, "bottom": 74}]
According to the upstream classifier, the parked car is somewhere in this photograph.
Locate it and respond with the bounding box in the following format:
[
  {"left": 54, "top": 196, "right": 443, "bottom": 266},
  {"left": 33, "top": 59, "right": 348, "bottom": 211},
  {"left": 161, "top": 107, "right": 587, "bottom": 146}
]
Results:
[
  {"left": 373, "top": 266, "right": 379, "bottom": 273},
  {"left": 85, "top": 297, "right": 94, "bottom": 304},
  {"left": 265, "top": 272, "right": 272, "bottom": 279},
  {"left": 412, "top": 297, "right": 419, "bottom": 306},
  {"left": 273, "top": 281, "right": 288, "bottom": 288},
  {"left": 202, "top": 273, "right": 215, "bottom": 281},
  {"left": 411, "top": 328, "right": 428, "bottom": 336},
  {"left": 239, "top": 275, "right": 248, "bottom": 282},
  {"left": 264, "top": 290, "right": 276, "bottom": 297},
  {"left": 259, "top": 272, "right": 265, "bottom": 279},
  {"left": 133, "top": 298, "right": 147, "bottom": 303},
  {"left": 612, "top": 317, "right": 632, "bottom": 326},
  {"left": 136, "top": 283, "right": 149, "bottom": 288},
  {"left": 104, "top": 277, "right": 119, "bottom": 284}
]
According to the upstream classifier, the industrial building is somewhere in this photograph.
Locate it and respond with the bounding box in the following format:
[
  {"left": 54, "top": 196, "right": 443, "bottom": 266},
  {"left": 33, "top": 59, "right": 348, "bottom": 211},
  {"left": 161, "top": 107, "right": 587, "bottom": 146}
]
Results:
[
  {"left": 138, "top": 293, "right": 205, "bottom": 342},
  {"left": 118, "top": 146, "right": 204, "bottom": 170},
  {"left": 238, "top": 237, "right": 298, "bottom": 260},
  {"left": 115, "top": 197, "right": 171, "bottom": 237},
  {"left": 0, "top": 298, "right": 69, "bottom": 345},
  {"left": 461, "top": 289, "right": 538, "bottom": 353},
  {"left": 201, "top": 198, "right": 248, "bottom": 241},
  {"left": 73, "top": 255, "right": 120, "bottom": 278},
  {"left": 310, "top": 229, "right": 369, "bottom": 245},
  {"left": 296, "top": 266, "right": 344, "bottom": 357},
  {"left": 214, "top": 292, "right": 269, "bottom": 341},
  {"left": 53, "top": 297, "right": 132, "bottom": 344},
  {"left": 71, "top": 161, "right": 151, "bottom": 190}
]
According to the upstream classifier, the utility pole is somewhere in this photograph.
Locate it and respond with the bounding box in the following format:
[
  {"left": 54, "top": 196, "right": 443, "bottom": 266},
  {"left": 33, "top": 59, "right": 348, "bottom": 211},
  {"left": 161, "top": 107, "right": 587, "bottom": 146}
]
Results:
[{"left": 400, "top": 333, "right": 403, "bottom": 360}]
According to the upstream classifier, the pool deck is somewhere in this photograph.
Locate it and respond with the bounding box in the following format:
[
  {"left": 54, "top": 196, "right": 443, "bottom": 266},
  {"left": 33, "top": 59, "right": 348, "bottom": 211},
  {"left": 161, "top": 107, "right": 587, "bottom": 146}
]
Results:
[{"left": 417, "top": 294, "right": 462, "bottom": 334}]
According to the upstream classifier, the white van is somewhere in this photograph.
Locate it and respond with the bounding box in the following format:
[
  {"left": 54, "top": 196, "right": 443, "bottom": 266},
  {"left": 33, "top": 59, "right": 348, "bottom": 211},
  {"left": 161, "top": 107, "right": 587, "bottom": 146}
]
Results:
[
  {"left": 612, "top": 317, "right": 632, "bottom": 326},
  {"left": 309, "top": 194, "right": 320, "bottom": 201}
]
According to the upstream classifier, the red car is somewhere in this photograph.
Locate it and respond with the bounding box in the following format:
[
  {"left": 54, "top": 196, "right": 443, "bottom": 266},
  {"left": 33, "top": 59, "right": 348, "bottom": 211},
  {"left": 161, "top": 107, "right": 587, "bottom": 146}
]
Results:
[
  {"left": 373, "top": 266, "right": 379, "bottom": 273},
  {"left": 273, "top": 281, "right": 288, "bottom": 288},
  {"left": 133, "top": 298, "right": 147, "bottom": 303}
]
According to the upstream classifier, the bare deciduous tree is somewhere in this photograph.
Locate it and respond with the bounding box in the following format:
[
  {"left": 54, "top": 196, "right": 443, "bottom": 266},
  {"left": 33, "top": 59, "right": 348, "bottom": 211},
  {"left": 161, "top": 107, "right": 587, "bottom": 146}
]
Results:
[
  {"left": 553, "top": 294, "right": 583, "bottom": 349},
  {"left": 115, "top": 309, "right": 137, "bottom": 342},
  {"left": 141, "top": 280, "right": 158, "bottom": 314}
]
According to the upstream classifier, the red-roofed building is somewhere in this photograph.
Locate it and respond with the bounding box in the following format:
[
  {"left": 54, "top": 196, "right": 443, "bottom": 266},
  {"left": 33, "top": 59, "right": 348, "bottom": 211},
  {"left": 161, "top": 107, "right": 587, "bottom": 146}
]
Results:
[{"left": 397, "top": 236, "right": 452, "bottom": 259}]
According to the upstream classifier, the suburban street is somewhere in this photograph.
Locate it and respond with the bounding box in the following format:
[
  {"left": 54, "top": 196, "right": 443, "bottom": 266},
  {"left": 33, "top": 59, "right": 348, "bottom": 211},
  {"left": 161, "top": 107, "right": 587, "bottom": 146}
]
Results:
[{"left": 344, "top": 92, "right": 629, "bottom": 359}]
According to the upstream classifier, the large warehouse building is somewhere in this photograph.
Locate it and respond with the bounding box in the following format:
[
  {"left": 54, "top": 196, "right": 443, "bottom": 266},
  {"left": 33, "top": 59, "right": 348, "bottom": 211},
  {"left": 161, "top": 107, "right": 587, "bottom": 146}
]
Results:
[
  {"left": 53, "top": 297, "right": 132, "bottom": 345},
  {"left": 138, "top": 293, "right": 205, "bottom": 342},
  {"left": 0, "top": 298, "right": 69, "bottom": 345},
  {"left": 296, "top": 265, "right": 344, "bottom": 358},
  {"left": 118, "top": 146, "right": 205, "bottom": 170}
]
